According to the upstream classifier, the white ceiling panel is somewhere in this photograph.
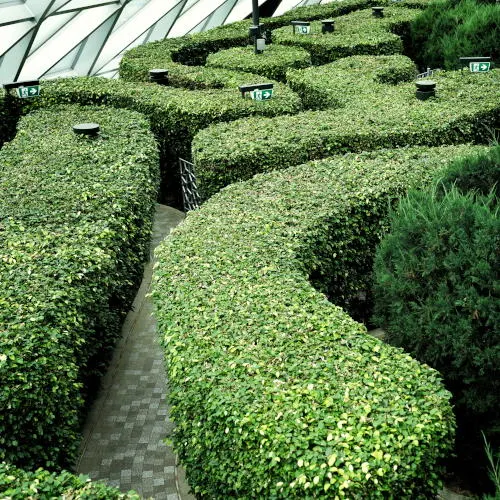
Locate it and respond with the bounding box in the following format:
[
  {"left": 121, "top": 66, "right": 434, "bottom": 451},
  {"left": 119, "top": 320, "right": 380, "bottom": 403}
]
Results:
[{"left": 0, "top": 0, "right": 307, "bottom": 85}]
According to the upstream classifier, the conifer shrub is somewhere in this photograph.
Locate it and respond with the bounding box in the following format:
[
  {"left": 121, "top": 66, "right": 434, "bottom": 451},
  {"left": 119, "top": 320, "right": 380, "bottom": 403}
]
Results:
[
  {"left": 410, "top": 0, "right": 500, "bottom": 70},
  {"left": 372, "top": 182, "right": 500, "bottom": 490},
  {"left": 437, "top": 145, "right": 500, "bottom": 199}
]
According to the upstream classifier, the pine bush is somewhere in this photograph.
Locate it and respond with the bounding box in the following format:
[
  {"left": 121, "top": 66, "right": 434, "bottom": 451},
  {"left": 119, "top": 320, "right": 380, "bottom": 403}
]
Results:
[{"left": 373, "top": 185, "right": 500, "bottom": 490}]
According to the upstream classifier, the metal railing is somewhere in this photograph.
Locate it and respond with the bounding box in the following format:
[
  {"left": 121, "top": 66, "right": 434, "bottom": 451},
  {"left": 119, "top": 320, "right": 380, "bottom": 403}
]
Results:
[
  {"left": 179, "top": 157, "right": 201, "bottom": 212},
  {"left": 416, "top": 67, "right": 440, "bottom": 79}
]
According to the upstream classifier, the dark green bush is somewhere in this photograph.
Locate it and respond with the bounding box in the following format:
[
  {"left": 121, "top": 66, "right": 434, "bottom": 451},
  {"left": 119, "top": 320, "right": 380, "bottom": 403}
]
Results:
[
  {"left": 273, "top": 7, "right": 419, "bottom": 65},
  {"left": 193, "top": 66, "right": 499, "bottom": 200},
  {"left": 0, "top": 462, "right": 139, "bottom": 499},
  {"left": 151, "top": 146, "right": 483, "bottom": 498},
  {"left": 0, "top": 89, "right": 21, "bottom": 147},
  {"left": 206, "top": 45, "right": 312, "bottom": 82},
  {"left": 0, "top": 104, "right": 159, "bottom": 470},
  {"left": 410, "top": 0, "right": 500, "bottom": 70},
  {"left": 372, "top": 183, "right": 499, "bottom": 489},
  {"left": 287, "top": 54, "right": 416, "bottom": 109},
  {"left": 437, "top": 145, "right": 500, "bottom": 199}
]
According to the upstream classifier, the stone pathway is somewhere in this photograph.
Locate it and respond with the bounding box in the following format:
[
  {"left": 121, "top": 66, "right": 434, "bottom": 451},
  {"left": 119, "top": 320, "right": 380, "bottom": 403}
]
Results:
[{"left": 76, "top": 205, "right": 194, "bottom": 500}]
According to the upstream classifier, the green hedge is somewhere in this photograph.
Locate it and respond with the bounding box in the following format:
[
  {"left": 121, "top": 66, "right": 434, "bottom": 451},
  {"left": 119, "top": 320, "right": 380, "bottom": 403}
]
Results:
[
  {"left": 193, "top": 66, "right": 499, "bottom": 200},
  {"left": 9, "top": 76, "right": 300, "bottom": 204},
  {"left": 273, "top": 7, "right": 420, "bottom": 66},
  {"left": 0, "top": 104, "right": 159, "bottom": 470},
  {"left": 151, "top": 146, "right": 483, "bottom": 498},
  {"left": 206, "top": 45, "right": 312, "bottom": 82},
  {"left": 118, "top": 0, "right": 394, "bottom": 83},
  {"left": 0, "top": 462, "right": 139, "bottom": 500},
  {"left": 287, "top": 54, "right": 417, "bottom": 109}
]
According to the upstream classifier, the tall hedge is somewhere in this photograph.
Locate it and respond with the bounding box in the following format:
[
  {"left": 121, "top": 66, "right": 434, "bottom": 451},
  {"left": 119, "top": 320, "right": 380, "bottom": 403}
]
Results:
[
  {"left": 193, "top": 65, "right": 499, "bottom": 200},
  {"left": 0, "top": 104, "right": 159, "bottom": 470},
  {"left": 151, "top": 146, "right": 484, "bottom": 498},
  {"left": 118, "top": 0, "right": 385, "bottom": 83},
  {"left": 273, "top": 7, "right": 420, "bottom": 66}
]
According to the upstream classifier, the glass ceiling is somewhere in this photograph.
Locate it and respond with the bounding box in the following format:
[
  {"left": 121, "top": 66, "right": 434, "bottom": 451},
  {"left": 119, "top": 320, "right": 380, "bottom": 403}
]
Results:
[{"left": 0, "top": 0, "right": 329, "bottom": 85}]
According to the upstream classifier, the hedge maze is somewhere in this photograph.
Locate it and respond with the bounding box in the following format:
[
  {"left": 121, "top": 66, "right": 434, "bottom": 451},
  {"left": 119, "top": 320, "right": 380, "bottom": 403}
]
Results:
[{"left": 0, "top": 0, "right": 498, "bottom": 497}]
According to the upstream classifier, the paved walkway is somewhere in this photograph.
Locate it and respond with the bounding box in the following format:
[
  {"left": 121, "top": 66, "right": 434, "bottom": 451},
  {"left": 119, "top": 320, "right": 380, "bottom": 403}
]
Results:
[{"left": 77, "top": 205, "right": 194, "bottom": 500}]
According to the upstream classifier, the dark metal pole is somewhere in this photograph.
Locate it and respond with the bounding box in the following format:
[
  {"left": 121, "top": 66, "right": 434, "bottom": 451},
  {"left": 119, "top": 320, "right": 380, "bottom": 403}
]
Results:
[{"left": 252, "top": 0, "right": 259, "bottom": 28}]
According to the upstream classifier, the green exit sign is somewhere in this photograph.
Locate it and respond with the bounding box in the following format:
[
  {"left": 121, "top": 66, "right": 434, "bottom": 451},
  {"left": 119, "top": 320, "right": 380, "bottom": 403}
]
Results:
[
  {"left": 16, "top": 85, "right": 41, "bottom": 98},
  {"left": 250, "top": 88, "right": 273, "bottom": 101},
  {"left": 469, "top": 62, "right": 490, "bottom": 73}
]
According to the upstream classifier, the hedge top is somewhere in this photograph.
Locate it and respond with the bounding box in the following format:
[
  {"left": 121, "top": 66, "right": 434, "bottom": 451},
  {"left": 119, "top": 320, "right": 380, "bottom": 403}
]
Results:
[
  {"left": 273, "top": 7, "right": 421, "bottom": 65},
  {"left": 0, "top": 104, "right": 159, "bottom": 470},
  {"left": 151, "top": 146, "right": 478, "bottom": 498},
  {"left": 119, "top": 0, "right": 429, "bottom": 84},
  {"left": 193, "top": 66, "right": 500, "bottom": 199}
]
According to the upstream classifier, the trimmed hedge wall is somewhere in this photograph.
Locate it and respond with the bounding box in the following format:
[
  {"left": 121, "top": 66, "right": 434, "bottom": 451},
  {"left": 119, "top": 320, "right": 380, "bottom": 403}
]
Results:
[
  {"left": 0, "top": 462, "right": 139, "bottom": 499},
  {"left": 273, "top": 7, "right": 419, "bottom": 66},
  {"left": 0, "top": 104, "right": 159, "bottom": 470},
  {"left": 151, "top": 145, "right": 484, "bottom": 498},
  {"left": 206, "top": 45, "right": 312, "bottom": 82},
  {"left": 8, "top": 76, "right": 300, "bottom": 205},
  {"left": 287, "top": 54, "right": 417, "bottom": 109},
  {"left": 118, "top": 0, "right": 401, "bottom": 83},
  {"left": 193, "top": 66, "right": 499, "bottom": 200}
]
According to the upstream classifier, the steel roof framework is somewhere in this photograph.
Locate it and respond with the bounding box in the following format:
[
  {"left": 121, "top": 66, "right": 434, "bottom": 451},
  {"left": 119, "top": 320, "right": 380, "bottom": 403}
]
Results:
[{"left": 0, "top": 0, "right": 329, "bottom": 85}]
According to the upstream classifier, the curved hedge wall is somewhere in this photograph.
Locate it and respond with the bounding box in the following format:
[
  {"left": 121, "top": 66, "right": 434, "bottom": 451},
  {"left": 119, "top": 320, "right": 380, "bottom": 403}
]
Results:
[
  {"left": 273, "top": 6, "right": 419, "bottom": 65},
  {"left": 151, "top": 145, "right": 486, "bottom": 498},
  {"left": 193, "top": 66, "right": 499, "bottom": 200},
  {"left": 0, "top": 104, "right": 159, "bottom": 470},
  {"left": 206, "top": 45, "right": 312, "bottom": 82},
  {"left": 118, "top": 0, "right": 428, "bottom": 84},
  {"left": 287, "top": 54, "right": 417, "bottom": 109}
]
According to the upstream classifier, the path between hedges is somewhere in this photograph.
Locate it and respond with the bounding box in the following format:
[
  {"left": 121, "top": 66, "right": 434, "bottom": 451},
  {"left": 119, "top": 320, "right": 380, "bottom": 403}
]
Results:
[{"left": 76, "top": 204, "right": 194, "bottom": 500}]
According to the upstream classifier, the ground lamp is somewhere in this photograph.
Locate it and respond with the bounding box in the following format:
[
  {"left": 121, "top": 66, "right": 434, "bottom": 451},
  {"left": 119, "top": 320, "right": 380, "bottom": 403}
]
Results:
[
  {"left": 372, "top": 7, "right": 384, "bottom": 17},
  {"left": 73, "top": 123, "right": 100, "bottom": 137},
  {"left": 322, "top": 20, "right": 335, "bottom": 34},
  {"left": 415, "top": 80, "right": 436, "bottom": 100},
  {"left": 149, "top": 69, "right": 169, "bottom": 85}
]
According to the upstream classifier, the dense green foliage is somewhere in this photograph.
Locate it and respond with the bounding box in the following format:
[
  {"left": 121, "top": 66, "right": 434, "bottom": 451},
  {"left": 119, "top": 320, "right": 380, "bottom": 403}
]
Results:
[
  {"left": 193, "top": 65, "right": 499, "bottom": 200},
  {"left": 372, "top": 183, "right": 499, "bottom": 489},
  {"left": 150, "top": 146, "right": 484, "bottom": 498},
  {"left": 118, "top": 0, "right": 383, "bottom": 83},
  {"left": 287, "top": 54, "right": 417, "bottom": 109},
  {"left": 437, "top": 145, "right": 500, "bottom": 199},
  {"left": 273, "top": 7, "right": 419, "bottom": 65},
  {"left": 0, "top": 105, "right": 159, "bottom": 470},
  {"left": 410, "top": 0, "right": 500, "bottom": 70},
  {"left": 0, "top": 462, "right": 139, "bottom": 499},
  {"left": 0, "top": 89, "right": 21, "bottom": 148},
  {"left": 206, "top": 45, "right": 311, "bottom": 82}
]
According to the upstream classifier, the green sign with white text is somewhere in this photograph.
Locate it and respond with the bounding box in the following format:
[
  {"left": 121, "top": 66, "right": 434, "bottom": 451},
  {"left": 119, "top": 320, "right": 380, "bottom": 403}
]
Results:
[
  {"left": 250, "top": 88, "right": 273, "bottom": 101},
  {"left": 16, "top": 85, "right": 41, "bottom": 98},
  {"left": 296, "top": 25, "right": 311, "bottom": 34},
  {"left": 469, "top": 62, "right": 490, "bottom": 73}
]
